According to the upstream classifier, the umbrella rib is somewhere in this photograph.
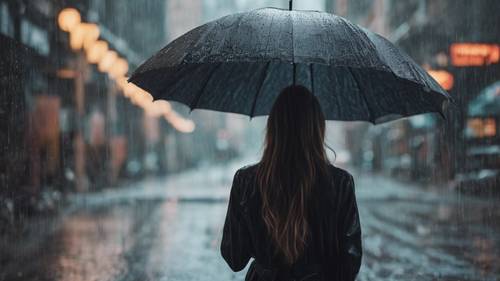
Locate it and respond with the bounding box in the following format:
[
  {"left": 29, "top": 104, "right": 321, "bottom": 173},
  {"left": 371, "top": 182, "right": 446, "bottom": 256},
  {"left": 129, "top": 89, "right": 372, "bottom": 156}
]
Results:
[
  {"left": 347, "top": 67, "right": 374, "bottom": 122},
  {"left": 189, "top": 63, "right": 222, "bottom": 111},
  {"left": 250, "top": 62, "right": 272, "bottom": 118},
  {"left": 181, "top": 20, "right": 220, "bottom": 64}
]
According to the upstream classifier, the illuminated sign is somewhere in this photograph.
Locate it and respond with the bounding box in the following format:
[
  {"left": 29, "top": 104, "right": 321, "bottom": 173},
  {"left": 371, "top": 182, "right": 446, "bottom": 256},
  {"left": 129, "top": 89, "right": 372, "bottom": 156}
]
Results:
[
  {"left": 451, "top": 43, "right": 500, "bottom": 67},
  {"left": 467, "top": 118, "right": 497, "bottom": 138},
  {"left": 427, "top": 70, "right": 454, "bottom": 90}
]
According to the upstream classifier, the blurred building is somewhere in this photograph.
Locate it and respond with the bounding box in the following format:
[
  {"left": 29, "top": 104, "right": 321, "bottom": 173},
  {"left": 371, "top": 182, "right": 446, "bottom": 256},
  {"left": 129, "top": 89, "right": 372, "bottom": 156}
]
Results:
[
  {"left": 329, "top": 0, "right": 500, "bottom": 189},
  {"left": 0, "top": 0, "right": 200, "bottom": 219},
  {"left": 1, "top": 0, "right": 67, "bottom": 214}
]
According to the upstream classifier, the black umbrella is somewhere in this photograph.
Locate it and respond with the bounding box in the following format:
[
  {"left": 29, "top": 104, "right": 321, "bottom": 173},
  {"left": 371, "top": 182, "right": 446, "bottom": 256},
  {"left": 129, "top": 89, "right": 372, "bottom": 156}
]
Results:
[{"left": 129, "top": 5, "right": 451, "bottom": 124}]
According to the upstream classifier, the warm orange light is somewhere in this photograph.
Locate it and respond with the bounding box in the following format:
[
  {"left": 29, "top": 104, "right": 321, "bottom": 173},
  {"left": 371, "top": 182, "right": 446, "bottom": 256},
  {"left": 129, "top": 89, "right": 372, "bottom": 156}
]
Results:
[
  {"left": 468, "top": 118, "right": 482, "bottom": 137},
  {"left": 427, "top": 69, "right": 454, "bottom": 90},
  {"left": 69, "top": 23, "right": 99, "bottom": 51},
  {"left": 164, "top": 111, "right": 195, "bottom": 133},
  {"left": 123, "top": 82, "right": 137, "bottom": 98},
  {"left": 129, "top": 87, "right": 153, "bottom": 107},
  {"left": 484, "top": 118, "right": 497, "bottom": 137},
  {"left": 130, "top": 91, "right": 143, "bottom": 105},
  {"left": 451, "top": 43, "right": 500, "bottom": 67},
  {"left": 58, "top": 8, "right": 81, "bottom": 32},
  {"left": 136, "top": 90, "right": 154, "bottom": 105},
  {"left": 145, "top": 100, "right": 172, "bottom": 117},
  {"left": 98, "top": 50, "right": 118, "bottom": 72},
  {"left": 116, "top": 77, "right": 129, "bottom": 90},
  {"left": 85, "top": 40, "right": 108, "bottom": 64},
  {"left": 467, "top": 118, "right": 497, "bottom": 138},
  {"left": 82, "top": 23, "right": 100, "bottom": 50},
  {"left": 69, "top": 23, "right": 86, "bottom": 50},
  {"left": 108, "top": 58, "right": 129, "bottom": 79},
  {"left": 57, "top": 68, "right": 76, "bottom": 78}
]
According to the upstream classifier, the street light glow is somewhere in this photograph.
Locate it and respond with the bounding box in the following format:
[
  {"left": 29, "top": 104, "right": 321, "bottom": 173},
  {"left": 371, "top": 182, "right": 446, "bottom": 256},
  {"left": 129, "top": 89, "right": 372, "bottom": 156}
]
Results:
[
  {"left": 115, "top": 76, "right": 129, "bottom": 90},
  {"left": 123, "top": 82, "right": 138, "bottom": 98},
  {"left": 58, "top": 6, "right": 195, "bottom": 133},
  {"left": 82, "top": 23, "right": 100, "bottom": 50},
  {"left": 145, "top": 100, "right": 172, "bottom": 117},
  {"left": 98, "top": 50, "right": 118, "bottom": 72},
  {"left": 164, "top": 111, "right": 195, "bottom": 133},
  {"left": 58, "top": 8, "right": 81, "bottom": 32},
  {"left": 86, "top": 40, "right": 108, "bottom": 64},
  {"left": 69, "top": 23, "right": 86, "bottom": 50},
  {"left": 135, "top": 88, "right": 154, "bottom": 104},
  {"left": 108, "top": 58, "right": 129, "bottom": 79},
  {"left": 69, "top": 23, "right": 100, "bottom": 51}
]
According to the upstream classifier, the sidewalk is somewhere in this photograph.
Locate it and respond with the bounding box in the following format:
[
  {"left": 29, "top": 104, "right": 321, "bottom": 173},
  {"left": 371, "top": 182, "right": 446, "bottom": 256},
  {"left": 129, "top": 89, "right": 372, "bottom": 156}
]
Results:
[
  {"left": 69, "top": 161, "right": 455, "bottom": 210},
  {"left": 68, "top": 157, "right": 256, "bottom": 210}
]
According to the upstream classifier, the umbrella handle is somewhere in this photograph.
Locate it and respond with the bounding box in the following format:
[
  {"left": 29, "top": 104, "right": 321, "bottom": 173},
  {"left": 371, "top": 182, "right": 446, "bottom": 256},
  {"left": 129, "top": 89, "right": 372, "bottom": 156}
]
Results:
[{"left": 289, "top": 0, "right": 292, "bottom": 10}]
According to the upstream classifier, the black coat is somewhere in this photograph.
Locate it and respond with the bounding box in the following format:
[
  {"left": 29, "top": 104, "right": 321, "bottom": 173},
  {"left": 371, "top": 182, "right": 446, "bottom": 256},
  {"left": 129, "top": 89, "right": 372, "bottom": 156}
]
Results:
[{"left": 221, "top": 164, "right": 362, "bottom": 281}]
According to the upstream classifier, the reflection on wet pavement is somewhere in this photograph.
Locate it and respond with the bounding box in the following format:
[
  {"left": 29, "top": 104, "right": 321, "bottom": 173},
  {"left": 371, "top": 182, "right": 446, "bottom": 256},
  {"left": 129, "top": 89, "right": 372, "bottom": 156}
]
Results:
[{"left": 1, "top": 173, "right": 499, "bottom": 281}]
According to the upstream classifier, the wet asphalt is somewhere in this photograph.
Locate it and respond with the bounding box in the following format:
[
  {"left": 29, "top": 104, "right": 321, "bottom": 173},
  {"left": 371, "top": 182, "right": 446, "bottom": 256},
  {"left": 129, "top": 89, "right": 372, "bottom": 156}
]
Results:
[{"left": 1, "top": 165, "right": 499, "bottom": 281}]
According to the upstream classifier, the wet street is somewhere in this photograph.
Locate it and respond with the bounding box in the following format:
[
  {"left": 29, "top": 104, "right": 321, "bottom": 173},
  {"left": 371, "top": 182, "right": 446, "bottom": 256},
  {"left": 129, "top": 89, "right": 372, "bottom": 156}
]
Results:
[{"left": 1, "top": 162, "right": 499, "bottom": 281}]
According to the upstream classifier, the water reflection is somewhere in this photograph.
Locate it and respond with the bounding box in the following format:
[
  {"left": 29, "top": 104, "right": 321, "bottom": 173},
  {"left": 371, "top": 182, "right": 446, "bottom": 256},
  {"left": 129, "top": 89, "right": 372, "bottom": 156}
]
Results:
[
  {"left": 2, "top": 175, "right": 499, "bottom": 281},
  {"left": 54, "top": 212, "right": 132, "bottom": 281}
]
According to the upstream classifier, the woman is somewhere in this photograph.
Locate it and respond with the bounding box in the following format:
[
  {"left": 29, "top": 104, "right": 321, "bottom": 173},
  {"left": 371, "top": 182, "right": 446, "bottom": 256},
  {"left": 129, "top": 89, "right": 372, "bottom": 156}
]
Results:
[{"left": 221, "top": 85, "right": 362, "bottom": 281}]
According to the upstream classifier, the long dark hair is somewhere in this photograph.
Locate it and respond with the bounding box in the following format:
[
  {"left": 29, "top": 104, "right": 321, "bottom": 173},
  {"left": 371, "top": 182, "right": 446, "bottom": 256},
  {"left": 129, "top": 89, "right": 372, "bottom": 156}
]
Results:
[{"left": 256, "top": 85, "right": 329, "bottom": 265}]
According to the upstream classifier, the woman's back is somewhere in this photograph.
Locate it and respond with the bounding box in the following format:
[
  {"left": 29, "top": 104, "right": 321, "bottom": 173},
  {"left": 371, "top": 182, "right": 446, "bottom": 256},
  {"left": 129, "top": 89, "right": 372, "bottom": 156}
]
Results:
[
  {"left": 221, "top": 163, "right": 362, "bottom": 281},
  {"left": 220, "top": 85, "right": 362, "bottom": 281}
]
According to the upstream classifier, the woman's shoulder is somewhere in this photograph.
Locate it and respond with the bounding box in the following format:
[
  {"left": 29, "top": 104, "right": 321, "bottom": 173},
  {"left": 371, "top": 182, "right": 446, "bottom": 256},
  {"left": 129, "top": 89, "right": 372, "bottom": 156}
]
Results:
[
  {"left": 325, "top": 164, "right": 356, "bottom": 196},
  {"left": 232, "top": 163, "right": 260, "bottom": 188},
  {"left": 327, "top": 163, "right": 354, "bottom": 181},
  {"left": 233, "top": 163, "right": 259, "bottom": 180},
  {"left": 230, "top": 164, "right": 259, "bottom": 203},
  {"left": 234, "top": 163, "right": 353, "bottom": 181}
]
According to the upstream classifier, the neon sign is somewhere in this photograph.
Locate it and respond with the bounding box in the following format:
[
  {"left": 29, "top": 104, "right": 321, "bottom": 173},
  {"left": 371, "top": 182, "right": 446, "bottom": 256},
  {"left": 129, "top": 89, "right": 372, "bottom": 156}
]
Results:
[{"left": 451, "top": 43, "right": 500, "bottom": 67}]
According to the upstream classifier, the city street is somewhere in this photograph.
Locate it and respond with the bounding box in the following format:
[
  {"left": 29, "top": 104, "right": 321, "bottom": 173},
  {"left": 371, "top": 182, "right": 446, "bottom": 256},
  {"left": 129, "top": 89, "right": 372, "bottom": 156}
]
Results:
[
  {"left": 1, "top": 162, "right": 499, "bottom": 281},
  {"left": 2, "top": 1, "right": 499, "bottom": 281}
]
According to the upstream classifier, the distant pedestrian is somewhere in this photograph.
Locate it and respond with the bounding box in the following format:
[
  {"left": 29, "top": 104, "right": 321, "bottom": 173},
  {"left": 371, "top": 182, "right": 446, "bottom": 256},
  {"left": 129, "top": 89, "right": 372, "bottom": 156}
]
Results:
[{"left": 221, "top": 85, "right": 362, "bottom": 281}]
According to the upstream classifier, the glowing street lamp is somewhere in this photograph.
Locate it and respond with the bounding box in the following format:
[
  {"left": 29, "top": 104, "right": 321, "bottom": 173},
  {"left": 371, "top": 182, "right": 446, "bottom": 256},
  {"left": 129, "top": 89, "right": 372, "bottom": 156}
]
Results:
[
  {"left": 98, "top": 50, "right": 118, "bottom": 72},
  {"left": 131, "top": 93, "right": 152, "bottom": 108},
  {"left": 131, "top": 88, "right": 154, "bottom": 106},
  {"left": 82, "top": 23, "right": 100, "bottom": 50},
  {"left": 69, "top": 23, "right": 99, "bottom": 51},
  {"left": 86, "top": 40, "right": 108, "bottom": 64},
  {"left": 123, "top": 82, "right": 137, "bottom": 98},
  {"left": 145, "top": 100, "right": 172, "bottom": 117},
  {"left": 69, "top": 23, "right": 86, "bottom": 50},
  {"left": 58, "top": 6, "right": 195, "bottom": 133},
  {"left": 115, "top": 76, "right": 129, "bottom": 91},
  {"left": 108, "top": 58, "right": 129, "bottom": 79},
  {"left": 58, "top": 8, "right": 81, "bottom": 32},
  {"left": 165, "top": 111, "right": 195, "bottom": 133},
  {"left": 182, "top": 120, "right": 196, "bottom": 133}
]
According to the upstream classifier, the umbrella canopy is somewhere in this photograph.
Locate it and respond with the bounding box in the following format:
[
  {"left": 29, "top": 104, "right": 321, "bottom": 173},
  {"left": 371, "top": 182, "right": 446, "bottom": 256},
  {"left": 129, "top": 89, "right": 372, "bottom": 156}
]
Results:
[{"left": 129, "top": 7, "right": 451, "bottom": 124}]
